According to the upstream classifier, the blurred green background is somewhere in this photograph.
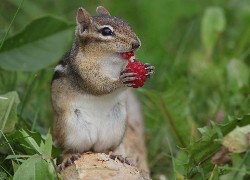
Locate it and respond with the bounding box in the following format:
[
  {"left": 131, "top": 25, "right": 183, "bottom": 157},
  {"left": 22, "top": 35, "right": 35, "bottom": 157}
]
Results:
[{"left": 0, "top": 0, "right": 250, "bottom": 179}]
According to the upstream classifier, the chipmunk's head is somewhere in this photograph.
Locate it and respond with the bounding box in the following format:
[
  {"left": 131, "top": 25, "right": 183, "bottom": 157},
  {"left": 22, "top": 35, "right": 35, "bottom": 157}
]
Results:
[{"left": 75, "top": 6, "right": 141, "bottom": 55}]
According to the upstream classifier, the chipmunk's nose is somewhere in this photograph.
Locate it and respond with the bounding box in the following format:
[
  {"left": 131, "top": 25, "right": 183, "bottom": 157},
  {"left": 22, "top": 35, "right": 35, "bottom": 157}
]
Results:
[{"left": 132, "top": 41, "right": 140, "bottom": 50}]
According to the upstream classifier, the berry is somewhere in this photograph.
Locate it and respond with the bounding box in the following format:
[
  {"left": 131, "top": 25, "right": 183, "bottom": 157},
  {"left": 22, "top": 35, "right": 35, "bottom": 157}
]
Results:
[
  {"left": 121, "top": 51, "right": 134, "bottom": 59},
  {"left": 121, "top": 51, "right": 147, "bottom": 88},
  {"left": 126, "top": 59, "right": 147, "bottom": 88}
]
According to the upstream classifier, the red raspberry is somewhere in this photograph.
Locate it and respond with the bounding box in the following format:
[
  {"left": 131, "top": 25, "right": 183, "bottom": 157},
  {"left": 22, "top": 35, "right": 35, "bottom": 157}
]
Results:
[
  {"left": 121, "top": 51, "right": 147, "bottom": 88},
  {"left": 126, "top": 59, "right": 147, "bottom": 88},
  {"left": 121, "top": 51, "right": 134, "bottom": 59}
]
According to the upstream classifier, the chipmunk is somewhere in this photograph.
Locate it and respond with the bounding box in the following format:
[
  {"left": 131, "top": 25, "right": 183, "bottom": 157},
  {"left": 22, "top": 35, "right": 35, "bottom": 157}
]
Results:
[{"left": 51, "top": 6, "right": 154, "bottom": 171}]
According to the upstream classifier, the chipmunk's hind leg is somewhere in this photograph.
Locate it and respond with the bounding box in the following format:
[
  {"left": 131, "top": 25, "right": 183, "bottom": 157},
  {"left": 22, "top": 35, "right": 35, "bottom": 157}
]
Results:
[
  {"left": 57, "top": 153, "right": 81, "bottom": 172},
  {"left": 109, "top": 154, "right": 136, "bottom": 166},
  {"left": 108, "top": 144, "right": 137, "bottom": 167}
]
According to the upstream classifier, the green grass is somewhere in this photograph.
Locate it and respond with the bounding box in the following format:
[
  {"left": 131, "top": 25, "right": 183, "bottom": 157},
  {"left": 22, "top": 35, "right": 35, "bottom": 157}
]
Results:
[{"left": 0, "top": 0, "right": 250, "bottom": 179}]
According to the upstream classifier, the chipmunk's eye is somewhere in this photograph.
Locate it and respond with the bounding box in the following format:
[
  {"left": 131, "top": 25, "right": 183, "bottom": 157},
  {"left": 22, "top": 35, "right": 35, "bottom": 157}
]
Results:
[{"left": 101, "top": 27, "right": 113, "bottom": 36}]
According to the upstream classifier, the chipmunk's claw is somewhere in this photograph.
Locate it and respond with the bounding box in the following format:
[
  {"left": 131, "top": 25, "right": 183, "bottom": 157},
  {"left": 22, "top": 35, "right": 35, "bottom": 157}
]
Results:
[
  {"left": 109, "top": 154, "right": 135, "bottom": 166},
  {"left": 145, "top": 63, "right": 154, "bottom": 68},
  {"left": 146, "top": 71, "right": 155, "bottom": 78},
  {"left": 121, "top": 76, "right": 137, "bottom": 83},
  {"left": 126, "top": 83, "right": 136, "bottom": 87},
  {"left": 144, "top": 63, "right": 155, "bottom": 79},
  {"left": 120, "top": 71, "right": 137, "bottom": 87},
  {"left": 57, "top": 153, "right": 81, "bottom": 172}
]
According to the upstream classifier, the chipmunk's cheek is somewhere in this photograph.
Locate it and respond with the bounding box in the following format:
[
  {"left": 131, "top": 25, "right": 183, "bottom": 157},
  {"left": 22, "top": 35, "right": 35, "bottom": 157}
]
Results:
[{"left": 114, "top": 44, "right": 133, "bottom": 54}]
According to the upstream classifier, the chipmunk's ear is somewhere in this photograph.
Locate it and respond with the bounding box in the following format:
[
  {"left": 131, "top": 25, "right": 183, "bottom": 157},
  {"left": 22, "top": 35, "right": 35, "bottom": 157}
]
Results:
[
  {"left": 76, "top": 8, "right": 91, "bottom": 31},
  {"left": 96, "top": 6, "right": 111, "bottom": 16}
]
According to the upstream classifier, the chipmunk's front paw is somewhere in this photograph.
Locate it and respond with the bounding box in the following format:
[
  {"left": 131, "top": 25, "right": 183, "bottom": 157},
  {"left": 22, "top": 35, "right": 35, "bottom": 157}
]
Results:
[
  {"left": 57, "top": 153, "right": 81, "bottom": 172},
  {"left": 120, "top": 70, "right": 137, "bottom": 87},
  {"left": 144, "top": 63, "right": 155, "bottom": 79}
]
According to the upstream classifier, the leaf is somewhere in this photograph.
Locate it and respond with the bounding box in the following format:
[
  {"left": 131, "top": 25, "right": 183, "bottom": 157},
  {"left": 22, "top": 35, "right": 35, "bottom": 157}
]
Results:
[
  {"left": 6, "top": 155, "right": 32, "bottom": 159},
  {"left": 220, "top": 154, "right": 248, "bottom": 180},
  {"left": 0, "top": 91, "right": 20, "bottom": 133},
  {"left": 13, "top": 156, "right": 39, "bottom": 180},
  {"left": 2, "top": 129, "right": 43, "bottom": 155},
  {"left": 2, "top": 129, "right": 60, "bottom": 158},
  {"left": 11, "top": 160, "right": 20, "bottom": 173},
  {"left": 19, "top": 129, "right": 42, "bottom": 154},
  {"left": 184, "top": 114, "right": 250, "bottom": 178},
  {"left": 13, "top": 156, "right": 55, "bottom": 180},
  {"left": 3, "top": 129, "right": 61, "bottom": 158},
  {"left": 227, "top": 59, "right": 250, "bottom": 92},
  {"left": 201, "top": 6, "right": 226, "bottom": 55},
  {"left": 230, "top": 154, "right": 247, "bottom": 179},
  {"left": 208, "top": 166, "right": 219, "bottom": 180},
  {"left": 0, "top": 171, "right": 7, "bottom": 179},
  {"left": 0, "top": 16, "right": 74, "bottom": 72},
  {"left": 223, "top": 125, "right": 250, "bottom": 153},
  {"left": 42, "top": 131, "right": 52, "bottom": 156},
  {"left": 34, "top": 158, "right": 54, "bottom": 180}
]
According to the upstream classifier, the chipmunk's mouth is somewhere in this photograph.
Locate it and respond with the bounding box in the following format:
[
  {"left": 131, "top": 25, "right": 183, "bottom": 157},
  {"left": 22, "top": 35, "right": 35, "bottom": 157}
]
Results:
[{"left": 119, "top": 51, "right": 134, "bottom": 60}]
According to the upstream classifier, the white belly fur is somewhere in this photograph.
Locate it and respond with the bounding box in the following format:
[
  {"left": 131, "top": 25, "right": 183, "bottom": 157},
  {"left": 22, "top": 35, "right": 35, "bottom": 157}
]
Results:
[{"left": 64, "top": 88, "right": 128, "bottom": 153}]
